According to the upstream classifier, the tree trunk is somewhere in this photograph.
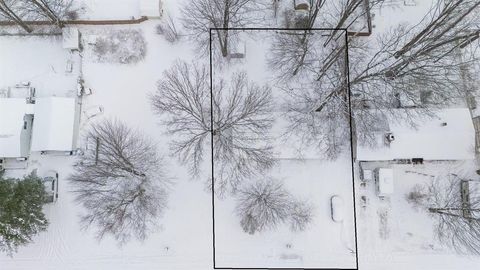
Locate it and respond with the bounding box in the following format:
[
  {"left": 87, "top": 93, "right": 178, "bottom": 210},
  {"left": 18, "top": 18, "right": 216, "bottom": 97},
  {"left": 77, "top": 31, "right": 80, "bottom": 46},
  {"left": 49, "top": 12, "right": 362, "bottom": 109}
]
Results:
[
  {"left": 0, "top": 2, "right": 33, "bottom": 32},
  {"left": 31, "top": 0, "right": 64, "bottom": 28},
  {"left": 221, "top": 1, "right": 230, "bottom": 57},
  {"left": 394, "top": 0, "right": 465, "bottom": 58}
]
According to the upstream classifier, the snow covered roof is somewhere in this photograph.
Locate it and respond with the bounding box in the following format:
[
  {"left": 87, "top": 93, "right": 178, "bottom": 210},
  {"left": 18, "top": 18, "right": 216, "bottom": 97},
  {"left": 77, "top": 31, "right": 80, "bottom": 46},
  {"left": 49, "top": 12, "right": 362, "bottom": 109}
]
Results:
[
  {"left": 62, "top": 27, "right": 79, "bottom": 50},
  {"left": 140, "top": 0, "right": 162, "bottom": 18},
  {"left": 357, "top": 109, "right": 475, "bottom": 161},
  {"left": 0, "top": 98, "right": 32, "bottom": 158},
  {"left": 377, "top": 168, "right": 394, "bottom": 196},
  {"left": 31, "top": 97, "right": 76, "bottom": 152}
]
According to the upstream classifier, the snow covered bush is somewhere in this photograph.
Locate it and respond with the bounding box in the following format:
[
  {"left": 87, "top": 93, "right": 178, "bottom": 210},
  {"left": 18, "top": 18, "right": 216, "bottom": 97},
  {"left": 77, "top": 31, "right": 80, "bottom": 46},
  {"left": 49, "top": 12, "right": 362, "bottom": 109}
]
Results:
[
  {"left": 69, "top": 119, "right": 170, "bottom": 244},
  {"left": 0, "top": 171, "right": 48, "bottom": 256},
  {"left": 235, "top": 179, "right": 313, "bottom": 234},
  {"left": 92, "top": 29, "right": 147, "bottom": 64}
]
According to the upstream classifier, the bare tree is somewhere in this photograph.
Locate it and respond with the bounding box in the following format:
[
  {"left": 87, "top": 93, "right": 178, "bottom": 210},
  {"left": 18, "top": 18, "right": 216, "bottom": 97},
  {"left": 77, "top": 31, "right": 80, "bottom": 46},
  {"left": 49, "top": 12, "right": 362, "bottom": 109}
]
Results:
[
  {"left": 348, "top": 0, "right": 479, "bottom": 143},
  {"left": 267, "top": 30, "right": 325, "bottom": 80},
  {"left": 322, "top": 0, "right": 393, "bottom": 44},
  {"left": 0, "top": 0, "right": 74, "bottom": 32},
  {"left": 211, "top": 71, "right": 275, "bottom": 194},
  {"left": 150, "top": 60, "right": 275, "bottom": 195},
  {"left": 425, "top": 175, "right": 480, "bottom": 255},
  {"left": 181, "top": 0, "right": 262, "bottom": 57},
  {"left": 350, "top": 0, "right": 479, "bottom": 97},
  {"left": 156, "top": 13, "right": 181, "bottom": 43},
  {"left": 269, "top": 0, "right": 394, "bottom": 79},
  {"left": 22, "top": 0, "right": 74, "bottom": 27},
  {"left": 0, "top": 0, "right": 32, "bottom": 32},
  {"left": 235, "top": 178, "right": 313, "bottom": 234},
  {"left": 69, "top": 119, "right": 170, "bottom": 244},
  {"left": 272, "top": 0, "right": 480, "bottom": 156},
  {"left": 393, "top": 0, "right": 480, "bottom": 59},
  {"left": 267, "top": 29, "right": 352, "bottom": 159}
]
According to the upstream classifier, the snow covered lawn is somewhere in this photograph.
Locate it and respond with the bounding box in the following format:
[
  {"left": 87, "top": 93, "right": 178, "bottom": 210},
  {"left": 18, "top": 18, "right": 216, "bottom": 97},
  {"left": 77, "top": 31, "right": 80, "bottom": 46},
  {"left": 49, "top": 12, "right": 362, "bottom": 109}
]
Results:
[
  {"left": 215, "top": 158, "right": 357, "bottom": 268},
  {"left": 210, "top": 29, "right": 357, "bottom": 268}
]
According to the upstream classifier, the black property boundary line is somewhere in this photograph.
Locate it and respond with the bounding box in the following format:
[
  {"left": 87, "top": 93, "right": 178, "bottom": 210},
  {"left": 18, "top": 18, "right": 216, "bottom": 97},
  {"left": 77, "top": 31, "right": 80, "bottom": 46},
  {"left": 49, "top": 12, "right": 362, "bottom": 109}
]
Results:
[{"left": 209, "top": 27, "right": 359, "bottom": 270}]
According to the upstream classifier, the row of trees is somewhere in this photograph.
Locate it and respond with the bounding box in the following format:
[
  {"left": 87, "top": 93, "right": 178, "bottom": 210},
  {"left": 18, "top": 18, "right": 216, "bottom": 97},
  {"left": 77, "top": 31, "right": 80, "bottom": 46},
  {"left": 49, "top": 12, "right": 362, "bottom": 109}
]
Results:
[
  {"left": 180, "top": 0, "right": 393, "bottom": 58},
  {"left": 0, "top": 0, "right": 74, "bottom": 32}
]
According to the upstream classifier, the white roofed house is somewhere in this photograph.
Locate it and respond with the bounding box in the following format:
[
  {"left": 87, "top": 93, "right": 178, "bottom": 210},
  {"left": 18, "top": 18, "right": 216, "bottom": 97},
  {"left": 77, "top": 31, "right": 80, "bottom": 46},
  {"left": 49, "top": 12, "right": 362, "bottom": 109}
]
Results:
[
  {"left": 0, "top": 98, "right": 34, "bottom": 169},
  {"left": 0, "top": 96, "right": 77, "bottom": 170},
  {"left": 31, "top": 97, "right": 76, "bottom": 154},
  {"left": 357, "top": 108, "right": 476, "bottom": 162}
]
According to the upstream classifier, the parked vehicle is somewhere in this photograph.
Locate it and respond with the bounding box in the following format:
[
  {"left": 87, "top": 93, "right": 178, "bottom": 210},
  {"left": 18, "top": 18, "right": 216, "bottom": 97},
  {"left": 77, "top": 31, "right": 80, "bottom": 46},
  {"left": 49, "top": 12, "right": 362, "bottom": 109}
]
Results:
[
  {"left": 330, "top": 195, "right": 344, "bottom": 223},
  {"left": 43, "top": 170, "right": 58, "bottom": 203}
]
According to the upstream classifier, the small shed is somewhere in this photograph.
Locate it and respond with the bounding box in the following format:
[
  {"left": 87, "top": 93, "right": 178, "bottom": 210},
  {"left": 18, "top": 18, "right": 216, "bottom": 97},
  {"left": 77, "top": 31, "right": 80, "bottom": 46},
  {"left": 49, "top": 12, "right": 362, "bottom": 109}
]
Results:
[
  {"left": 62, "top": 27, "right": 80, "bottom": 51},
  {"left": 376, "top": 168, "right": 394, "bottom": 197},
  {"left": 31, "top": 97, "right": 76, "bottom": 152}
]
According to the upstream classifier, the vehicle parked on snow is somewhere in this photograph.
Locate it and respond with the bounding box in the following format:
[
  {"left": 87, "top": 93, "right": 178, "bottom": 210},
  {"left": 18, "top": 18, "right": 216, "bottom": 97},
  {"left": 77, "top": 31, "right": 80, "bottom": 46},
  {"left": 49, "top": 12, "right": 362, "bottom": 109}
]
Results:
[
  {"left": 330, "top": 195, "right": 344, "bottom": 223},
  {"left": 43, "top": 170, "right": 58, "bottom": 203}
]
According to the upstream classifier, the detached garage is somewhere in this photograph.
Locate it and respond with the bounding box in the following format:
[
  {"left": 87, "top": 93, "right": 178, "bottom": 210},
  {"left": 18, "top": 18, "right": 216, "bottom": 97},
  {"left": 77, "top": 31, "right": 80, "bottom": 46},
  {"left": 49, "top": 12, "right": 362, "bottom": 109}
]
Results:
[{"left": 31, "top": 97, "right": 76, "bottom": 153}]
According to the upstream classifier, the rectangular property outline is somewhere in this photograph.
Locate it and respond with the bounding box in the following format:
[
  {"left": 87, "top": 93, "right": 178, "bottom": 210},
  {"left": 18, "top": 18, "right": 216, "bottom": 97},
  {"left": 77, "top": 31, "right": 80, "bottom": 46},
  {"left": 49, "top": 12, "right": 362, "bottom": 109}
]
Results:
[{"left": 209, "top": 27, "right": 359, "bottom": 270}]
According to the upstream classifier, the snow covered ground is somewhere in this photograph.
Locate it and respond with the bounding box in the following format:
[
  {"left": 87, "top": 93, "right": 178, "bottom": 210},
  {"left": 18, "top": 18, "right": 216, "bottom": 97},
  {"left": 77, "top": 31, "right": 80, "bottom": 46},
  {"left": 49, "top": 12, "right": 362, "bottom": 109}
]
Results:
[
  {"left": 357, "top": 160, "right": 480, "bottom": 270},
  {"left": 210, "top": 29, "right": 356, "bottom": 268},
  {"left": 1, "top": 0, "right": 480, "bottom": 270},
  {"left": 0, "top": 19, "right": 215, "bottom": 270},
  {"left": 76, "top": 0, "right": 141, "bottom": 20},
  {"left": 215, "top": 158, "right": 356, "bottom": 268}
]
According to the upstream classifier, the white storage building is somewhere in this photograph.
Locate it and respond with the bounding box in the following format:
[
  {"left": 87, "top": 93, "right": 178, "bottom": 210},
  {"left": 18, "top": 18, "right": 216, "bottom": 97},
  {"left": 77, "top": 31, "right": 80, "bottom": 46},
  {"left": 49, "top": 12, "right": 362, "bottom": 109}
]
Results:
[
  {"left": 357, "top": 108, "right": 475, "bottom": 161},
  {"left": 31, "top": 97, "right": 76, "bottom": 152}
]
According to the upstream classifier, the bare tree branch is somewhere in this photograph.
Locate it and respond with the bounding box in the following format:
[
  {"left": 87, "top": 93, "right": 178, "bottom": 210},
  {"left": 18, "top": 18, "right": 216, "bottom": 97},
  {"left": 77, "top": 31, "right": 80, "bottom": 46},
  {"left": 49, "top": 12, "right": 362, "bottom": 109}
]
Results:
[
  {"left": 151, "top": 61, "right": 275, "bottom": 195},
  {"left": 235, "top": 178, "right": 313, "bottom": 234},
  {"left": 425, "top": 175, "right": 480, "bottom": 255},
  {"left": 69, "top": 119, "right": 170, "bottom": 244}
]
